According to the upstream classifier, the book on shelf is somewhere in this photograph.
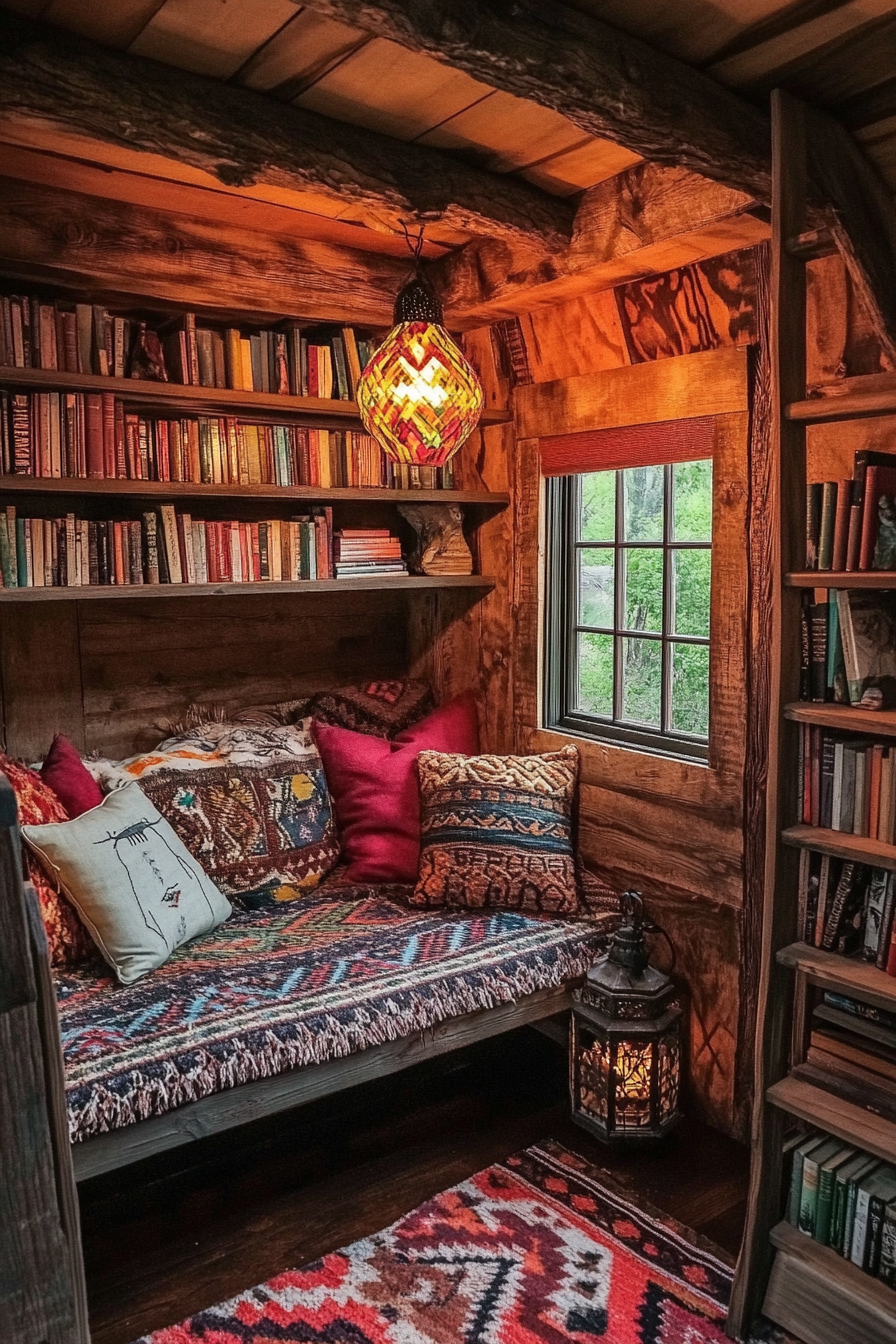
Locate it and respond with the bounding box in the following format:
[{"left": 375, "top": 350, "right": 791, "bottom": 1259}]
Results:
[
  {"left": 798, "top": 724, "right": 896, "bottom": 845},
  {"left": 805, "top": 450, "right": 896, "bottom": 573},
  {"left": 798, "top": 859, "right": 896, "bottom": 967},
  {"left": 785, "top": 1128, "right": 896, "bottom": 1280},
  {"left": 0, "top": 292, "right": 378, "bottom": 400},
  {"left": 0, "top": 390, "right": 456, "bottom": 492},
  {"left": 333, "top": 528, "right": 407, "bottom": 577}
]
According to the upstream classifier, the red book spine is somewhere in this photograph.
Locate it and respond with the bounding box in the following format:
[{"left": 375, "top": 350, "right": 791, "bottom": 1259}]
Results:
[
  {"left": 239, "top": 522, "right": 251, "bottom": 583},
  {"left": 85, "top": 393, "right": 104, "bottom": 478},
  {"left": 859, "top": 465, "right": 882, "bottom": 570},
  {"left": 831, "top": 478, "right": 852, "bottom": 572},
  {"left": 156, "top": 420, "right": 170, "bottom": 482},
  {"left": 114, "top": 400, "right": 126, "bottom": 479},
  {"left": 124, "top": 413, "right": 139, "bottom": 480},
  {"left": 251, "top": 523, "right": 261, "bottom": 580},
  {"left": 113, "top": 521, "right": 126, "bottom": 585},
  {"left": 102, "top": 393, "right": 116, "bottom": 478}
]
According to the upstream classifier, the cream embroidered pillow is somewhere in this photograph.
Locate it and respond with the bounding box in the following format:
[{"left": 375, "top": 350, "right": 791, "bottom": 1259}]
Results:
[{"left": 23, "top": 782, "right": 231, "bottom": 984}]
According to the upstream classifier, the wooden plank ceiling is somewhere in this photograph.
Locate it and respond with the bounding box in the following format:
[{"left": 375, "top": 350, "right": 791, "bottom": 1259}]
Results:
[
  {"left": 1, "top": 0, "right": 641, "bottom": 219},
  {"left": 566, "top": 0, "right": 896, "bottom": 191}
]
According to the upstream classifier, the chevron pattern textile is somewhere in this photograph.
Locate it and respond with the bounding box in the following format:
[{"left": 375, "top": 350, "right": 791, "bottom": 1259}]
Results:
[
  {"left": 57, "top": 882, "right": 615, "bottom": 1143},
  {"left": 136, "top": 1140, "right": 787, "bottom": 1344},
  {"left": 411, "top": 748, "right": 580, "bottom": 916},
  {"left": 357, "top": 321, "right": 483, "bottom": 467}
]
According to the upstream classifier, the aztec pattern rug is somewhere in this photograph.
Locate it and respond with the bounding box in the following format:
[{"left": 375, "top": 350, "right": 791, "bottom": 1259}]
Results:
[
  {"left": 137, "top": 1139, "right": 776, "bottom": 1344},
  {"left": 57, "top": 886, "right": 616, "bottom": 1143}
]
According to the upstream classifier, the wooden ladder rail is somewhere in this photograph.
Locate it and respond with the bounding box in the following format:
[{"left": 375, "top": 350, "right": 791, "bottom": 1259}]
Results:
[
  {"left": 728, "top": 89, "right": 896, "bottom": 1338},
  {"left": 0, "top": 774, "right": 90, "bottom": 1344}
]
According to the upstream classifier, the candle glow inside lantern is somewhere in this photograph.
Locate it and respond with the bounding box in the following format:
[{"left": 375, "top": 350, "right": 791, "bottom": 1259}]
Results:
[{"left": 570, "top": 891, "right": 682, "bottom": 1144}]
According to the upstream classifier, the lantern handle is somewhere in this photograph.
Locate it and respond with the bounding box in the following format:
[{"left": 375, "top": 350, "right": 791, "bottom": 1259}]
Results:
[{"left": 621, "top": 890, "right": 677, "bottom": 976}]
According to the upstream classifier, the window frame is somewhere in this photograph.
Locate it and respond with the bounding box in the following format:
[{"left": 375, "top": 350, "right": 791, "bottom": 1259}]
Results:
[{"left": 544, "top": 463, "right": 713, "bottom": 763}]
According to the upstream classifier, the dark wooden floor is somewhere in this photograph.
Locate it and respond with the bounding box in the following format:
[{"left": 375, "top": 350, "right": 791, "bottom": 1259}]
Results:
[{"left": 79, "top": 1025, "right": 750, "bottom": 1344}]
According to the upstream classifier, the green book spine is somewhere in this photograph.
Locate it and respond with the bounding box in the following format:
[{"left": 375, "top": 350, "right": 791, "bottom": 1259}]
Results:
[
  {"left": 788, "top": 1151, "right": 806, "bottom": 1226},
  {"left": 15, "top": 516, "right": 27, "bottom": 587},
  {"left": 0, "top": 512, "right": 12, "bottom": 588},
  {"left": 816, "top": 1165, "right": 839, "bottom": 1245},
  {"left": 818, "top": 480, "right": 837, "bottom": 570},
  {"left": 800, "top": 1158, "right": 822, "bottom": 1236}
]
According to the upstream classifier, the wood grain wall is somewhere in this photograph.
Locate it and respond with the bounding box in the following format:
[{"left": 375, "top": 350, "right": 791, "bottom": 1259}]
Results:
[{"left": 459, "top": 245, "right": 891, "bottom": 1137}]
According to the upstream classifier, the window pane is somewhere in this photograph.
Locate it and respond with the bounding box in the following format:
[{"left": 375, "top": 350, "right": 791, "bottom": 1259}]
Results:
[
  {"left": 622, "top": 548, "right": 663, "bottom": 634},
  {"left": 578, "top": 548, "right": 614, "bottom": 628},
  {"left": 621, "top": 637, "right": 662, "bottom": 727},
  {"left": 672, "top": 549, "right": 711, "bottom": 637},
  {"left": 671, "top": 643, "right": 710, "bottom": 737},
  {"left": 576, "top": 633, "right": 614, "bottom": 717},
  {"left": 622, "top": 465, "right": 664, "bottom": 541},
  {"left": 580, "top": 470, "right": 616, "bottom": 542},
  {"left": 672, "top": 459, "right": 712, "bottom": 541}
]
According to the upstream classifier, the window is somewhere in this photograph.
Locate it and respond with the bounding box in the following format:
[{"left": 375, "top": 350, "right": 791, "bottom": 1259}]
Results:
[{"left": 545, "top": 459, "right": 712, "bottom": 760}]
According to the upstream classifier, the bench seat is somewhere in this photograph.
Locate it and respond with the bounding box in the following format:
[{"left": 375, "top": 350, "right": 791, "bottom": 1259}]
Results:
[{"left": 56, "top": 879, "right": 615, "bottom": 1146}]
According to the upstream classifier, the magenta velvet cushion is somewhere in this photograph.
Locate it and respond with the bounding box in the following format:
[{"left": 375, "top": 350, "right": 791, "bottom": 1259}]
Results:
[
  {"left": 39, "top": 735, "right": 104, "bottom": 819},
  {"left": 314, "top": 692, "right": 480, "bottom": 883}
]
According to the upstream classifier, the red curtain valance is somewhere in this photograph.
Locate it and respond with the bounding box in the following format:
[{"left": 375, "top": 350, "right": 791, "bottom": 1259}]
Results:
[{"left": 539, "top": 414, "right": 717, "bottom": 477}]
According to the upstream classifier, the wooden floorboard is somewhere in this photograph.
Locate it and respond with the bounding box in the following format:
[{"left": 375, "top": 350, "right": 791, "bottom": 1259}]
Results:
[{"left": 79, "top": 1028, "right": 749, "bottom": 1344}]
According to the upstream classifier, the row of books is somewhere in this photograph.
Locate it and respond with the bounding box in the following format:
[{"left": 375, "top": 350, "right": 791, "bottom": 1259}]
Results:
[
  {"left": 799, "top": 726, "right": 896, "bottom": 842},
  {"left": 806, "top": 448, "right": 896, "bottom": 573},
  {"left": 796, "top": 854, "right": 896, "bottom": 963},
  {"left": 787, "top": 1124, "right": 896, "bottom": 1282},
  {"left": 0, "top": 294, "right": 377, "bottom": 400},
  {"left": 0, "top": 507, "right": 410, "bottom": 588},
  {"left": 799, "top": 588, "right": 896, "bottom": 710},
  {"left": 0, "top": 391, "right": 455, "bottom": 490}
]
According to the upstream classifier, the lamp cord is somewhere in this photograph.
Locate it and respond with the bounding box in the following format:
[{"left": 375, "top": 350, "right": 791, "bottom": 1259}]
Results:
[{"left": 400, "top": 220, "right": 425, "bottom": 265}]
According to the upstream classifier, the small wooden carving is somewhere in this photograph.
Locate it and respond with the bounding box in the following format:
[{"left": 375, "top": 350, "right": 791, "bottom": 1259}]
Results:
[{"left": 398, "top": 504, "right": 473, "bottom": 575}]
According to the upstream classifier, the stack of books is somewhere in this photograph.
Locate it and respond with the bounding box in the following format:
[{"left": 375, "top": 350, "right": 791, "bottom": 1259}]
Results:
[
  {"left": 0, "top": 505, "right": 334, "bottom": 588},
  {"left": 798, "top": 726, "right": 896, "bottom": 840},
  {"left": 0, "top": 391, "right": 456, "bottom": 491},
  {"left": 793, "top": 992, "right": 896, "bottom": 1123},
  {"left": 333, "top": 529, "right": 406, "bottom": 579},
  {"left": 806, "top": 448, "right": 896, "bottom": 572},
  {"left": 787, "top": 1125, "right": 896, "bottom": 1282},
  {"left": 0, "top": 292, "right": 377, "bottom": 400}
]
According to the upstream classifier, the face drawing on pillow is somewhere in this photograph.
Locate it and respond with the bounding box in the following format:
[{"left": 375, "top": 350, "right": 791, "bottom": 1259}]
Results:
[{"left": 95, "top": 814, "right": 217, "bottom": 952}]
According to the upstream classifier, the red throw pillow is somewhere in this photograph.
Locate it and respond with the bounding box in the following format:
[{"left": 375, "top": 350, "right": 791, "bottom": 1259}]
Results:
[
  {"left": 40, "top": 735, "right": 103, "bottom": 818},
  {"left": 0, "top": 752, "right": 94, "bottom": 968},
  {"left": 314, "top": 692, "right": 479, "bottom": 883}
]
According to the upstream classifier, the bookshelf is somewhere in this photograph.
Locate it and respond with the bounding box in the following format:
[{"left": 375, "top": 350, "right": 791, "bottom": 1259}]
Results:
[
  {"left": 728, "top": 92, "right": 896, "bottom": 1341},
  {"left": 0, "top": 366, "right": 512, "bottom": 427},
  {"left": 0, "top": 477, "right": 509, "bottom": 507},
  {"left": 0, "top": 575, "right": 496, "bottom": 603}
]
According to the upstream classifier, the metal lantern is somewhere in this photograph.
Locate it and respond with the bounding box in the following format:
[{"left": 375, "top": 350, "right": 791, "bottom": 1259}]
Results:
[
  {"left": 570, "top": 891, "right": 682, "bottom": 1144},
  {"left": 357, "top": 271, "right": 483, "bottom": 468}
]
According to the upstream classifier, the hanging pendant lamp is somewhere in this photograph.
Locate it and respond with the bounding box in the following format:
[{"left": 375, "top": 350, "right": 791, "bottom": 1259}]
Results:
[{"left": 357, "top": 232, "right": 483, "bottom": 468}]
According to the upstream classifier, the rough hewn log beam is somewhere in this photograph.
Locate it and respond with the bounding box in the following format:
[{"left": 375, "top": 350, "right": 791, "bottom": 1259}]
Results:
[
  {"left": 0, "top": 177, "right": 406, "bottom": 326},
  {"left": 438, "top": 164, "right": 770, "bottom": 325},
  {"left": 804, "top": 102, "right": 896, "bottom": 366},
  {"left": 301, "top": 0, "right": 773, "bottom": 202},
  {"left": 0, "top": 10, "right": 573, "bottom": 251}
]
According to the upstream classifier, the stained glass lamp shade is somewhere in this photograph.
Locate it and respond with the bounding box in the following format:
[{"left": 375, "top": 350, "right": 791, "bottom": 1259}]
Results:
[
  {"left": 570, "top": 892, "right": 682, "bottom": 1144},
  {"left": 357, "top": 275, "right": 483, "bottom": 468}
]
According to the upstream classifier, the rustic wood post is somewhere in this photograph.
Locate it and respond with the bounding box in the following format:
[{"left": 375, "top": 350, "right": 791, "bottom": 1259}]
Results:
[{"left": 0, "top": 774, "right": 89, "bottom": 1344}]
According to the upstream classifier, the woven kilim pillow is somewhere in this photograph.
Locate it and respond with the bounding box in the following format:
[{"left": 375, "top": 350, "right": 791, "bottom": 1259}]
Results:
[
  {"left": 106, "top": 721, "right": 340, "bottom": 909},
  {"left": 411, "top": 746, "right": 580, "bottom": 915}
]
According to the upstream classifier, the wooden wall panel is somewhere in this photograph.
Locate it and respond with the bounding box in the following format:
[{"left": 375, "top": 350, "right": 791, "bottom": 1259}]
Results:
[{"left": 1, "top": 591, "right": 412, "bottom": 762}]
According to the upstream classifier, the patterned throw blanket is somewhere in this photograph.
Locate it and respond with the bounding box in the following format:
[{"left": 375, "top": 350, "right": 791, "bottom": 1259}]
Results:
[{"left": 56, "top": 883, "right": 617, "bottom": 1144}]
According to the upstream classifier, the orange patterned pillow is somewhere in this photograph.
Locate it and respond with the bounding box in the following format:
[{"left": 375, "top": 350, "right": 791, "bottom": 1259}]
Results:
[{"left": 0, "top": 753, "right": 94, "bottom": 968}]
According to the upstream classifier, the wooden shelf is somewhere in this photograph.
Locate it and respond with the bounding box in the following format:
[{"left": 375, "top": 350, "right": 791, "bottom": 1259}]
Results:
[
  {"left": 767, "top": 1075, "right": 896, "bottom": 1163},
  {"left": 777, "top": 942, "right": 896, "bottom": 1011},
  {"left": 782, "top": 823, "right": 896, "bottom": 870},
  {"left": 786, "top": 571, "right": 896, "bottom": 588},
  {"left": 786, "top": 380, "right": 896, "bottom": 424},
  {"left": 764, "top": 1221, "right": 896, "bottom": 1344},
  {"left": 784, "top": 702, "right": 896, "bottom": 736},
  {"left": 0, "top": 476, "right": 509, "bottom": 507},
  {"left": 0, "top": 575, "right": 496, "bottom": 602},
  {"left": 0, "top": 366, "right": 512, "bottom": 426}
]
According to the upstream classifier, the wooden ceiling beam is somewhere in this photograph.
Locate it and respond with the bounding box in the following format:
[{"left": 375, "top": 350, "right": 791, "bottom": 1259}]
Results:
[
  {"left": 0, "top": 10, "right": 573, "bottom": 253},
  {"left": 438, "top": 163, "right": 770, "bottom": 327},
  {"left": 299, "top": 0, "right": 773, "bottom": 202}
]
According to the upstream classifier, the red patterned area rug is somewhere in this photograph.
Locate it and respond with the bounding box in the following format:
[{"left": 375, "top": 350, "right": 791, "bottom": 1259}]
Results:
[{"left": 137, "top": 1139, "right": 780, "bottom": 1344}]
